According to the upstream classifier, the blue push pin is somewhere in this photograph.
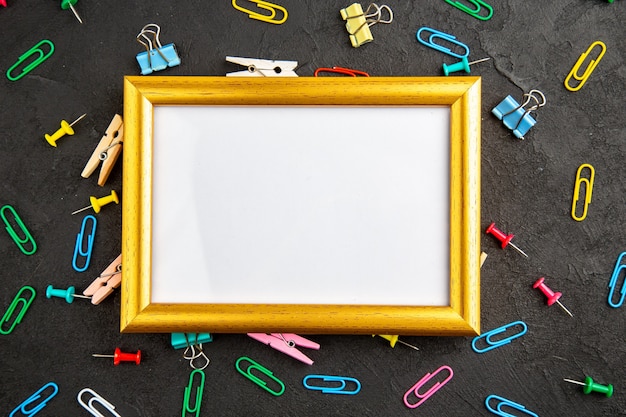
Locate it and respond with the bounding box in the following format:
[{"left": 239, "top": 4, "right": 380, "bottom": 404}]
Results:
[
  {"left": 443, "top": 57, "right": 490, "bottom": 75},
  {"left": 46, "top": 285, "right": 91, "bottom": 304}
]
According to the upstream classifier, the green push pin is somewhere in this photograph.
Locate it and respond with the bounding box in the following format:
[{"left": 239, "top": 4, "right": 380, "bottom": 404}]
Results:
[
  {"left": 443, "top": 57, "right": 490, "bottom": 76},
  {"left": 61, "top": 0, "right": 83, "bottom": 24},
  {"left": 564, "top": 376, "right": 614, "bottom": 397}
]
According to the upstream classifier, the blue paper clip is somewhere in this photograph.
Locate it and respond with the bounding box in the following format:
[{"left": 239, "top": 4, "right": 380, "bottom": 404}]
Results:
[
  {"left": 182, "top": 369, "right": 206, "bottom": 417},
  {"left": 135, "top": 23, "right": 180, "bottom": 75},
  {"left": 303, "top": 375, "right": 361, "bottom": 395},
  {"left": 485, "top": 394, "right": 538, "bottom": 417},
  {"left": 416, "top": 27, "right": 469, "bottom": 59},
  {"left": 0, "top": 286, "right": 36, "bottom": 335},
  {"left": 608, "top": 252, "right": 626, "bottom": 308},
  {"left": 492, "top": 89, "right": 546, "bottom": 139},
  {"left": 443, "top": 0, "right": 493, "bottom": 21},
  {"left": 72, "top": 215, "right": 97, "bottom": 272},
  {"left": 6, "top": 39, "right": 55, "bottom": 81},
  {"left": 472, "top": 321, "right": 527, "bottom": 353},
  {"left": 1, "top": 205, "right": 37, "bottom": 255},
  {"left": 235, "top": 356, "right": 285, "bottom": 396},
  {"left": 172, "top": 333, "right": 213, "bottom": 349},
  {"left": 9, "top": 382, "right": 59, "bottom": 417}
]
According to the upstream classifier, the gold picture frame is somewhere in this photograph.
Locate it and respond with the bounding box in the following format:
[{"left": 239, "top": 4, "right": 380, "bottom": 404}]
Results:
[{"left": 121, "top": 76, "right": 481, "bottom": 335}]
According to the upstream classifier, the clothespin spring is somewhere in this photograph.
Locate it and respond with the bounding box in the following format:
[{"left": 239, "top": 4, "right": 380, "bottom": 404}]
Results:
[{"left": 99, "top": 141, "right": 122, "bottom": 161}]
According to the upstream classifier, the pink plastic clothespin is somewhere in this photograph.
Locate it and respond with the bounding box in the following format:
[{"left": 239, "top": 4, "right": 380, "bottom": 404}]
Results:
[
  {"left": 83, "top": 254, "right": 121, "bottom": 305},
  {"left": 247, "top": 333, "right": 320, "bottom": 365}
]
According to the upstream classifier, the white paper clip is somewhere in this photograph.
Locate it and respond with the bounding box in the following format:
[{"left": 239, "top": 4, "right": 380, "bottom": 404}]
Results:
[
  {"left": 77, "top": 388, "right": 122, "bottom": 417},
  {"left": 225, "top": 56, "right": 298, "bottom": 77},
  {"left": 81, "top": 114, "right": 123, "bottom": 186},
  {"left": 136, "top": 23, "right": 181, "bottom": 75}
]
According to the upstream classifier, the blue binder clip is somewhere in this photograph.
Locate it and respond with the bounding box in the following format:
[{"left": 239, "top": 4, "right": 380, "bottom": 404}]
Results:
[
  {"left": 72, "top": 215, "right": 97, "bottom": 272},
  {"left": 303, "top": 375, "right": 361, "bottom": 395},
  {"left": 608, "top": 251, "right": 626, "bottom": 308},
  {"left": 492, "top": 89, "right": 546, "bottom": 139},
  {"left": 136, "top": 23, "right": 180, "bottom": 75},
  {"left": 472, "top": 320, "right": 527, "bottom": 353},
  {"left": 171, "top": 333, "right": 213, "bottom": 349}
]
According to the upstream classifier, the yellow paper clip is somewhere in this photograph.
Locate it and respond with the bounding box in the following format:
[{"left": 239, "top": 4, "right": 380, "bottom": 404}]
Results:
[
  {"left": 0, "top": 286, "right": 36, "bottom": 335},
  {"left": 571, "top": 163, "right": 594, "bottom": 221},
  {"left": 564, "top": 41, "right": 606, "bottom": 92},
  {"left": 232, "top": 0, "right": 288, "bottom": 25},
  {"left": 6, "top": 39, "right": 55, "bottom": 81}
]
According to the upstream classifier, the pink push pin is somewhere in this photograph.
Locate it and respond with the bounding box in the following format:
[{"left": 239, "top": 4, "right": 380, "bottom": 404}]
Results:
[
  {"left": 0, "top": 0, "right": 7, "bottom": 7},
  {"left": 486, "top": 222, "right": 528, "bottom": 258},
  {"left": 533, "top": 277, "right": 573, "bottom": 317}
]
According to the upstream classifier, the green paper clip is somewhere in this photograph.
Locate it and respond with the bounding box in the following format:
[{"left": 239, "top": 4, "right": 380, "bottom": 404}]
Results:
[
  {"left": 6, "top": 39, "right": 55, "bottom": 81},
  {"left": 1, "top": 205, "right": 37, "bottom": 255},
  {"left": 443, "top": 0, "right": 493, "bottom": 21},
  {"left": 235, "top": 356, "right": 285, "bottom": 396},
  {"left": 0, "top": 286, "right": 36, "bottom": 335},
  {"left": 182, "top": 369, "right": 205, "bottom": 417}
]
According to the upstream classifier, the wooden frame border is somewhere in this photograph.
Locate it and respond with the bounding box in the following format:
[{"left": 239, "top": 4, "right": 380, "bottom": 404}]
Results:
[{"left": 121, "top": 76, "right": 481, "bottom": 335}]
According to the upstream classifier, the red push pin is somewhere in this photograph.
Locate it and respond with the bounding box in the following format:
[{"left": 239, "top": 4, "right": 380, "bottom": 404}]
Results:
[
  {"left": 486, "top": 222, "right": 528, "bottom": 258},
  {"left": 92, "top": 347, "right": 141, "bottom": 365},
  {"left": 533, "top": 277, "right": 573, "bottom": 317},
  {"left": 0, "top": 0, "right": 7, "bottom": 7}
]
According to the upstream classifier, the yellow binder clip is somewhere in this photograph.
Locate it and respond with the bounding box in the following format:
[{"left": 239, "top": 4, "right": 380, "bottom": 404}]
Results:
[
  {"left": 564, "top": 41, "right": 606, "bottom": 92},
  {"left": 571, "top": 163, "right": 594, "bottom": 221},
  {"left": 340, "top": 3, "right": 393, "bottom": 48},
  {"left": 231, "top": 0, "right": 287, "bottom": 25}
]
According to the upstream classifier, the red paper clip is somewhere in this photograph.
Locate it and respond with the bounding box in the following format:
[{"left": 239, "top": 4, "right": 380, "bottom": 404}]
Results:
[{"left": 314, "top": 67, "right": 370, "bottom": 77}]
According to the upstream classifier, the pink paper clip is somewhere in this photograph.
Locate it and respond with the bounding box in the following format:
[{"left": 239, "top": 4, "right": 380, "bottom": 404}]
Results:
[
  {"left": 403, "top": 365, "right": 454, "bottom": 409},
  {"left": 247, "top": 333, "right": 320, "bottom": 365},
  {"left": 83, "top": 254, "right": 121, "bottom": 305}
]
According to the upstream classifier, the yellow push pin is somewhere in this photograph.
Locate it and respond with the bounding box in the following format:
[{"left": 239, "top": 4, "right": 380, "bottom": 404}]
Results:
[
  {"left": 374, "top": 335, "right": 420, "bottom": 351},
  {"left": 72, "top": 190, "right": 119, "bottom": 215},
  {"left": 44, "top": 113, "right": 86, "bottom": 147}
]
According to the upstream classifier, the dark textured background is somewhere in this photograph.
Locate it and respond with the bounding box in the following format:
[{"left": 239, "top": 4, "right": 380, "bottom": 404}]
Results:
[{"left": 1, "top": 1, "right": 625, "bottom": 416}]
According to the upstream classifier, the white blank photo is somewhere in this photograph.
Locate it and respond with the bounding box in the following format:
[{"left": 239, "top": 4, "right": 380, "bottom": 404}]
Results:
[{"left": 151, "top": 106, "right": 450, "bottom": 306}]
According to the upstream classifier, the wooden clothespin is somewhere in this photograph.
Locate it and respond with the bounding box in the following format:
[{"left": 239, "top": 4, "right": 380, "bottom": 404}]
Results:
[
  {"left": 81, "top": 114, "right": 123, "bottom": 186},
  {"left": 83, "top": 254, "right": 121, "bottom": 305}
]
